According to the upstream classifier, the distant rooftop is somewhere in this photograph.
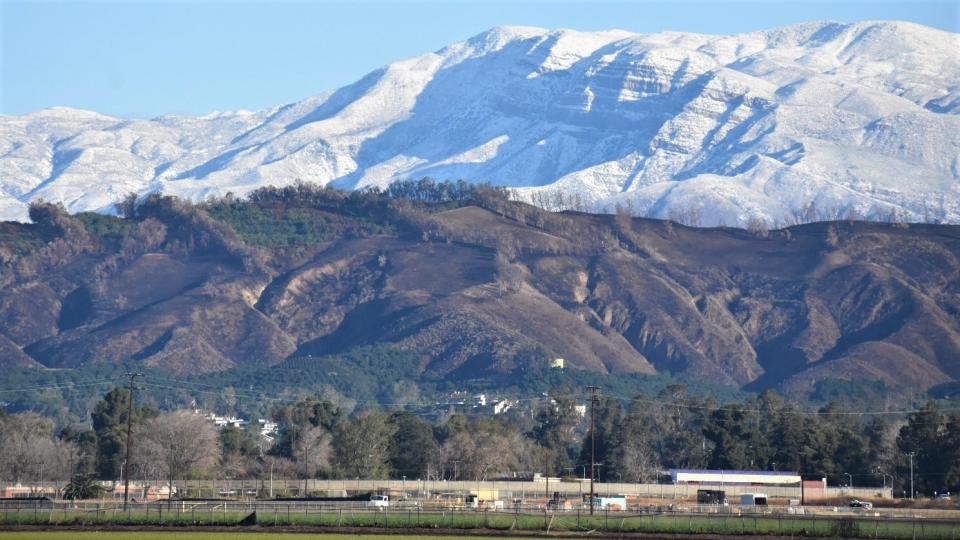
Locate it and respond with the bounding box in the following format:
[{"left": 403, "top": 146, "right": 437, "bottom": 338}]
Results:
[{"left": 671, "top": 469, "right": 799, "bottom": 476}]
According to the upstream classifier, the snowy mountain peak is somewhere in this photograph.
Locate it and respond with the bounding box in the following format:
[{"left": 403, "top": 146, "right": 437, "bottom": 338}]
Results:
[
  {"left": 23, "top": 106, "right": 115, "bottom": 119},
  {"left": 1, "top": 21, "right": 958, "bottom": 225},
  {"left": 470, "top": 24, "right": 548, "bottom": 45}
]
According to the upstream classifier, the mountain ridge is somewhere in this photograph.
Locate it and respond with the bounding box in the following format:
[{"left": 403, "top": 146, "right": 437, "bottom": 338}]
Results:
[
  {"left": 0, "top": 20, "right": 958, "bottom": 225},
  {"left": 1, "top": 186, "right": 959, "bottom": 399}
]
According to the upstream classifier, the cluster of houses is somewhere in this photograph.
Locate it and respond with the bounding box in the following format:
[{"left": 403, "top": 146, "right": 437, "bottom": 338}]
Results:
[
  {"left": 429, "top": 391, "right": 521, "bottom": 416},
  {"left": 427, "top": 390, "right": 590, "bottom": 419},
  {"left": 191, "top": 408, "right": 279, "bottom": 442},
  {"left": 424, "top": 359, "right": 574, "bottom": 417}
]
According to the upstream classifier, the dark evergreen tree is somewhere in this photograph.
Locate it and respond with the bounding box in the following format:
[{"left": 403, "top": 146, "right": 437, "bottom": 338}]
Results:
[
  {"left": 653, "top": 385, "right": 710, "bottom": 469},
  {"left": 271, "top": 397, "right": 340, "bottom": 460},
  {"left": 577, "top": 397, "right": 621, "bottom": 481},
  {"left": 219, "top": 425, "right": 260, "bottom": 457},
  {"left": 897, "top": 402, "right": 960, "bottom": 496},
  {"left": 609, "top": 397, "right": 661, "bottom": 483},
  {"left": 332, "top": 411, "right": 396, "bottom": 479},
  {"left": 704, "top": 403, "right": 764, "bottom": 470},
  {"left": 60, "top": 424, "right": 97, "bottom": 476},
  {"left": 90, "top": 388, "right": 157, "bottom": 480},
  {"left": 388, "top": 412, "right": 438, "bottom": 478},
  {"left": 530, "top": 389, "right": 580, "bottom": 476}
]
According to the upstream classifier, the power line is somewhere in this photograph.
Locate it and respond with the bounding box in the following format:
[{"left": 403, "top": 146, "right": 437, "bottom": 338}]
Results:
[
  {"left": 601, "top": 392, "right": 960, "bottom": 417},
  {"left": 0, "top": 378, "right": 123, "bottom": 393}
]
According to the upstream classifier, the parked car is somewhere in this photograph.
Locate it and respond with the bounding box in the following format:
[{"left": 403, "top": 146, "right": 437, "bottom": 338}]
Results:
[
  {"left": 935, "top": 493, "right": 951, "bottom": 501},
  {"left": 849, "top": 500, "right": 873, "bottom": 509}
]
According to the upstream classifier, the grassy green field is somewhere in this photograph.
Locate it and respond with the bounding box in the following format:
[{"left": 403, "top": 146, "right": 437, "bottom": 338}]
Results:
[
  {"left": 1, "top": 508, "right": 957, "bottom": 539},
  {"left": 3, "top": 534, "right": 526, "bottom": 540}
]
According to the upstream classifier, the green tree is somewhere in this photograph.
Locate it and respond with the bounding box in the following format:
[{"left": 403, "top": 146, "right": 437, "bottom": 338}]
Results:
[
  {"left": 610, "top": 397, "right": 660, "bottom": 483},
  {"left": 219, "top": 425, "right": 262, "bottom": 479},
  {"left": 90, "top": 388, "right": 157, "bottom": 480},
  {"left": 897, "top": 402, "right": 960, "bottom": 496},
  {"left": 388, "top": 412, "right": 438, "bottom": 478},
  {"left": 943, "top": 412, "right": 960, "bottom": 493},
  {"left": 818, "top": 402, "right": 872, "bottom": 481},
  {"left": 865, "top": 416, "right": 897, "bottom": 482},
  {"left": 577, "top": 397, "right": 621, "bottom": 481},
  {"left": 219, "top": 426, "right": 260, "bottom": 457},
  {"left": 332, "top": 411, "right": 396, "bottom": 479},
  {"left": 271, "top": 397, "right": 340, "bottom": 460},
  {"left": 704, "top": 403, "right": 763, "bottom": 470},
  {"left": 530, "top": 389, "right": 580, "bottom": 476},
  {"left": 60, "top": 424, "right": 97, "bottom": 476},
  {"left": 767, "top": 400, "right": 819, "bottom": 474},
  {"left": 434, "top": 413, "right": 470, "bottom": 445},
  {"left": 652, "top": 385, "right": 710, "bottom": 469}
]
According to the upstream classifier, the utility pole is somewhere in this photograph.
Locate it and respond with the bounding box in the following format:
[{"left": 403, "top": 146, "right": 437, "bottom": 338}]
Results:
[
  {"left": 797, "top": 451, "right": 806, "bottom": 506},
  {"left": 123, "top": 372, "right": 142, "bottom": 511},
  {"left": 545, "top": 474, "right": 549, "bottom": 508},
  {"left": 587, "top": 386, "right": 600, "bottom": 515},
  {"left": 302, "top": 434, "right": 308, "bottom": 498},
  {"left": 908, "top": 452, "right": 916, "bottom": 500}
]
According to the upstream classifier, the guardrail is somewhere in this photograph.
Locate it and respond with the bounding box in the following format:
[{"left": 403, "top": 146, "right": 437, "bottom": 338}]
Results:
[{"left": 0, "top": 500, "right": 956, "bottom": 539}]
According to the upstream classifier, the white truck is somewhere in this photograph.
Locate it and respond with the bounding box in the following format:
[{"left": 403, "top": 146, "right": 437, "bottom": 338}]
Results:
[{"left": 367, "top": 494, "right": 389, "bottom": 508}]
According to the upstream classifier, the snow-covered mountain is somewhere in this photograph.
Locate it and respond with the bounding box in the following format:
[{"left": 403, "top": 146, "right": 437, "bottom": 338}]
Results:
[{"left": 1, "top": 20, "right": 958, "bottom": 225}]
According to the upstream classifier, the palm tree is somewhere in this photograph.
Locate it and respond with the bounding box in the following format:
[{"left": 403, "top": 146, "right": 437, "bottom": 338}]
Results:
[{"left": 63, "top": 474, "right": 103, "bottom": 500}]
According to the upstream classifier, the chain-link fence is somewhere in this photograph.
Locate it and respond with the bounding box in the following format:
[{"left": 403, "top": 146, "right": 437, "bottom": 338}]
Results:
[{"left": 1, "top": 500, "right": 957, "bottom": 539}]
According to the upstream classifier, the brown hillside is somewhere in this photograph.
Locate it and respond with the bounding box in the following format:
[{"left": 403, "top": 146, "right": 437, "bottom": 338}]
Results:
[{"left": 1, "top": 193, "right": 958, "bottom": 398}]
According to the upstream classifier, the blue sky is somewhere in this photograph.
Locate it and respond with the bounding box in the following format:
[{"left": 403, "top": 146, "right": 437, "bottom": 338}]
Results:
[{"left": 2, "top": 0, "right": 957, "bottom": 118}]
